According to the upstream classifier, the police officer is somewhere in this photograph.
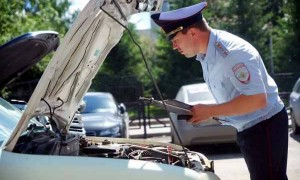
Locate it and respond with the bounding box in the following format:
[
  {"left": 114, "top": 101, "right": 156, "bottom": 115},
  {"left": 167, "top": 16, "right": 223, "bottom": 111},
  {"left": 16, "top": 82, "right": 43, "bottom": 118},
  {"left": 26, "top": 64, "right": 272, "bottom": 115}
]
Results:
[{"left": 151, "top": 2, "right": 288, "bottom": 180}]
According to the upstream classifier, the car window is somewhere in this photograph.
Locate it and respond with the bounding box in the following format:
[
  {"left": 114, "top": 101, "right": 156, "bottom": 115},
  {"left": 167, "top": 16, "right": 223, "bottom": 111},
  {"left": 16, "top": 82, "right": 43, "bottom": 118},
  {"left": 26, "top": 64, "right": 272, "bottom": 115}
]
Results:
[
  {"left": 0, "top": 98, "right": 22, "bottom": 146},
  {"left": 83, "top": 95, "right": 117, "bottom": 113},
  {"left": 12, "top": 103, "right": 27, "bottom": 111}
]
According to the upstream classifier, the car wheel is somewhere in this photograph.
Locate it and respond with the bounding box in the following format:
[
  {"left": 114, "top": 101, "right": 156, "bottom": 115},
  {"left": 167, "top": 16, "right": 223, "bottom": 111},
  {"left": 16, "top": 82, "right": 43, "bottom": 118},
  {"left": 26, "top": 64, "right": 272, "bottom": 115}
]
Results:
[
  {"left": 291, "top": 110, "right": 300, "bottom": 134},
  {"left": 121, "top": 127, "right": 126, "bottom": 138},
  {"left": 122, "top": 123, "right": 129, "bottom": 138}
]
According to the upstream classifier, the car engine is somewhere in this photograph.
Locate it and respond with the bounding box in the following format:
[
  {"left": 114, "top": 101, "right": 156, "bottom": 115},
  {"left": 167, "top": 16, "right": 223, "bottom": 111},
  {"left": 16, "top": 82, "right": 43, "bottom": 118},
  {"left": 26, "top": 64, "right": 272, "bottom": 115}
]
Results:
[{"left": 13, "top": 126, "right": 214, "bottom": 173}]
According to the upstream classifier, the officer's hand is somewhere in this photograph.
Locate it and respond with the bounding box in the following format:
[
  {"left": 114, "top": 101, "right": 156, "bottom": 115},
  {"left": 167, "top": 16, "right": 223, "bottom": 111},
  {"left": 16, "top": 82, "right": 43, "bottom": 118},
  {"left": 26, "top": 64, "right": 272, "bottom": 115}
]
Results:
[{"left": 187, "top": 104, "right": 212, "bottom": 124}]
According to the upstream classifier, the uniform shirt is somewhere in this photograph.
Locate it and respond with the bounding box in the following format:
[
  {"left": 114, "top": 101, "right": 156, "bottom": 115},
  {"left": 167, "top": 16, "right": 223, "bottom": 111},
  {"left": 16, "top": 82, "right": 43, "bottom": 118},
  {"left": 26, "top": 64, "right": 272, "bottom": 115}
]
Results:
[{"left": 196, "top": 29, "right": 284, "bottom": 132}]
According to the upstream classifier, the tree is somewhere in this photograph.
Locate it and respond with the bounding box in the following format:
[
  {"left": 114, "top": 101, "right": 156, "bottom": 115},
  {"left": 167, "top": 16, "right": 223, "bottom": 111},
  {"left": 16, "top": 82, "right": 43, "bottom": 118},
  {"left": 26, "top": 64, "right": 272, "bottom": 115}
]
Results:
[
  {"left": 0, "top": 0, "right": 72, "bottom": 99},
  {"left": 90, "top": 24, "right": 154, "bottom": 101},
  {"left": 273, "top": 0, "right": 300, "bottom": 73},
  {"left": 152, "top": 0, "right": 299, "bottom": 98},
  {"left": 269, "top": 0, "right": 300, "bottom": 92},
  {"left": 0, "top": 0, "right": 71, "bottom": 44}
]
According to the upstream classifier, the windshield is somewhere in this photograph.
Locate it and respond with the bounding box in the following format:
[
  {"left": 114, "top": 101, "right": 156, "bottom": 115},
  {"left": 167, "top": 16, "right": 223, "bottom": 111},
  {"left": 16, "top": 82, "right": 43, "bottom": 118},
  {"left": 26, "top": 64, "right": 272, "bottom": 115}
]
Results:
[
  {"left": 12, "top": 103, "right": 27, "bottom": 111},
  {"left": 83, "top": 95, "right": 117, "bottom": 113},
  {"left": 0, "top": 97, "right": 22, "bottom": 146}
]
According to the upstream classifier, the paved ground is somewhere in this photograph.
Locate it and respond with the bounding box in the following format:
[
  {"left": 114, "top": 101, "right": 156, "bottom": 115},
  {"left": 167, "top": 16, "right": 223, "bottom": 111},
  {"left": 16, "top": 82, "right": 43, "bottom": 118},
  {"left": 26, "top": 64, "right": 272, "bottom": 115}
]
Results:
[
  {"left": 129, "top": 118, "right": 170, "bottom": 139},
  {"left": 129, "top": 113, "right": 292, "bottom": 139},
  {"left": 129, "top": 117, "right": 300, "bottom": 180},
  {"left": 211, "top": 131, "right": 300, "bottom": 180}
]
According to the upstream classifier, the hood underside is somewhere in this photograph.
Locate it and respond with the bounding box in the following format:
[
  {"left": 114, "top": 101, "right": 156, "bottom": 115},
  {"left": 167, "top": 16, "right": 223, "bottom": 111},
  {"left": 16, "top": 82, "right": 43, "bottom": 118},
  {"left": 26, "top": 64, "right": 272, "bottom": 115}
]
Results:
[
  {"left": 5, "top": 0, "right": 163, "bottom": 151},
  {"left": 0, "top": 31, "right": 59, "bottom": 90}
]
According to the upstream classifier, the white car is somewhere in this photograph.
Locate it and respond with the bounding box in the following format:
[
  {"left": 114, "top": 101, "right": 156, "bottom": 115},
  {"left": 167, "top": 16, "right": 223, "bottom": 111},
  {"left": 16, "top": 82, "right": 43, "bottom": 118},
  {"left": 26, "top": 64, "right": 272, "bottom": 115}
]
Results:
[
  {"left": 289, "top": 77, "right": 300, "bottom": 134},
  {"left": 170, "top": 83, "right": 237, "bottom": 146},
  {"left": 0, "top": 1, "right": 220, "bottom": 180}
]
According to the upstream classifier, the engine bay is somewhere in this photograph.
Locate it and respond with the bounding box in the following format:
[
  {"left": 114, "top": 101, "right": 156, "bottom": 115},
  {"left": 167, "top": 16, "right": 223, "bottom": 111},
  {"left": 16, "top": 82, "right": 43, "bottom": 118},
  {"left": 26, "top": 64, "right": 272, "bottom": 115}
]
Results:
[{"left": 13, "top": 125, "right": 214, "bottom": 173}]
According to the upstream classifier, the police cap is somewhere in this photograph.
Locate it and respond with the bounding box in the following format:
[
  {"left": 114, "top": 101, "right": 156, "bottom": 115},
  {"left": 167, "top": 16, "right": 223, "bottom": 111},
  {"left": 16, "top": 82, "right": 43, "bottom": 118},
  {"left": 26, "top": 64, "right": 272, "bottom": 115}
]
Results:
[{"left": 151, "top": 2, "right": 207, "bottom": 40}]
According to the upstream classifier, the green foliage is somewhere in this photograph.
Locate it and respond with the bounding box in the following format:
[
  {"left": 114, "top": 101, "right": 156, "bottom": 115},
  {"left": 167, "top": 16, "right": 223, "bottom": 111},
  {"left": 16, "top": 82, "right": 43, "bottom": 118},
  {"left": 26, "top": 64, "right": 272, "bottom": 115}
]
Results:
[
  {"left": 0, "top": 0, "right": 72, "bottom": 98},
  {"left": 272, "top": 0, "right": 300, "bottom": 73},
  {"left": 154, "top": 29, "right": 203, "bottom": 99},
  {"left": 91, "top": 24, "right": 160, "bottom": 97},
  {"left": 152, "top": 0, "right": 299, "bottom": 98},
  {"left": 0, "top": 0, "right": 71, "bottom": 44},
  {"left": 100, "top": 24, "right": 142, "bottom": 76},
  {"left": 0, "top": 0, "right": 72, "bottom": 67},
  {"left": 0, "top": 1, "right": 24, "bottom": 44},
  {"left": 1, "top": 0, "right": 299, "bottom": 101}
]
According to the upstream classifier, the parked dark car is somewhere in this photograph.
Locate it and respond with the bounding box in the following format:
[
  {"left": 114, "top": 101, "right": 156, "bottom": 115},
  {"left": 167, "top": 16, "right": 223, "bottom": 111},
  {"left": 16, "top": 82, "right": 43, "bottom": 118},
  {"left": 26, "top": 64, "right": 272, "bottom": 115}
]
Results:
[
  {"left": 290, "top": 77, "right": 300, "bottom": 134},
  {"left": 82, "top": 92, "right": 129, "bottom": 138}
]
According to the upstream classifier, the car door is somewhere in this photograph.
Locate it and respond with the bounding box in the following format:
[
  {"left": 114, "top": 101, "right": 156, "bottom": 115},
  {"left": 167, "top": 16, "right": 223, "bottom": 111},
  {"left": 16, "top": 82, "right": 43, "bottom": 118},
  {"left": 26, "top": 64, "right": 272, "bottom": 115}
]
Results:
[{"left": 290, "top": 78, "right": 300, "bottom": 125}]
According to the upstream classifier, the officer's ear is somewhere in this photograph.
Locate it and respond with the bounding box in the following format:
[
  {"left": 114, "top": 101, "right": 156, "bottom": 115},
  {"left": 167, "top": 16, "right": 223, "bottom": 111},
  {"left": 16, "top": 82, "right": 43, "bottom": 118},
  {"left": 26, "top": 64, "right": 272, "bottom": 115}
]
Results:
[{"left": 187, "top": 27, "right": 198, "bottom": 37}]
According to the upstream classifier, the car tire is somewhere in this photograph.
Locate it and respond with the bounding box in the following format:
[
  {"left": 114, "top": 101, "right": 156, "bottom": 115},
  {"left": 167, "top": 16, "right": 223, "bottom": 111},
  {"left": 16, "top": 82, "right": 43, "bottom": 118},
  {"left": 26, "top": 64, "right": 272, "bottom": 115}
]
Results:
[
  {"left": 122, "top": 123, "right": 129, "bottom": 138},
  {"left": 121, "top": 127, "right": 127, "bottom": 138},
  {"left": 291, "top": 110, "right": 300, "bottom": 134}
]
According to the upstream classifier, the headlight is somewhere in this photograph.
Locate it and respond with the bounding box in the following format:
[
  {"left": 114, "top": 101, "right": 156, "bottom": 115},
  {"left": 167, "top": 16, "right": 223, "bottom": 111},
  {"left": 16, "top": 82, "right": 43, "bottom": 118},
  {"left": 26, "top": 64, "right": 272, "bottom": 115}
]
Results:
[{"left": 99, "top": 126, "right": 120, "bottom": 136}]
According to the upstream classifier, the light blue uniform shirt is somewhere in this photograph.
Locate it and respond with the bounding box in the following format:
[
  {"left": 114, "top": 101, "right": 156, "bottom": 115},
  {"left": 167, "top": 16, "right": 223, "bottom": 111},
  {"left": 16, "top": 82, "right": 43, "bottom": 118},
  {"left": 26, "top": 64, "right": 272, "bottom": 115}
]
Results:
[{"left": 196, "top": 29, "right": 284, "bottom": 132}]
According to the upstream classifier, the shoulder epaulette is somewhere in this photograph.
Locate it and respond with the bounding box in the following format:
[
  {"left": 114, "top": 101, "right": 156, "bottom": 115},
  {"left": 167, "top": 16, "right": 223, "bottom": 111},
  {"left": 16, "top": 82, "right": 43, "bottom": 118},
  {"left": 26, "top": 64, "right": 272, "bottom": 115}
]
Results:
[{"left": 215, "top": 41, "right": 229, "bottom": 57}]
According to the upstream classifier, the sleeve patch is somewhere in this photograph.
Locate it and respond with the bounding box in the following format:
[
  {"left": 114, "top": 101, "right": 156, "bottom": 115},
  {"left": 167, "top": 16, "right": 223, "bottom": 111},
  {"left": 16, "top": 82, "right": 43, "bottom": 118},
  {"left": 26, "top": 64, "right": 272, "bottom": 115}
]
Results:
[{"left": 232, "top": 63, "right": 250, "bottom": 84}]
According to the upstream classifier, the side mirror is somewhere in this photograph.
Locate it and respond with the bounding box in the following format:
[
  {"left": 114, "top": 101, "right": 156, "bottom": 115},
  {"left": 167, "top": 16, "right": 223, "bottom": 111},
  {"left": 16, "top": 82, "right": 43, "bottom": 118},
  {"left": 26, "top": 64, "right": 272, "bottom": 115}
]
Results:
[
  {"left": 78, "top": 100, "right": 86, "bottom": 113},
  {"left": 118, "top": 103, "right": 126, "bottom": 114}
]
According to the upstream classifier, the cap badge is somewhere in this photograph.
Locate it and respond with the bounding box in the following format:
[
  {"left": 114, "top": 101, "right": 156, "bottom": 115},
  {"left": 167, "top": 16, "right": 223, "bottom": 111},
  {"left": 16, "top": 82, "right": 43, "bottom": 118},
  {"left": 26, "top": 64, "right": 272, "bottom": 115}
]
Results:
[
  {"left": 166, "top": 26, "right": 183, "bottom": 37},
  {"left": 232, "top": 63, "right": 250, "bottom": 84}
]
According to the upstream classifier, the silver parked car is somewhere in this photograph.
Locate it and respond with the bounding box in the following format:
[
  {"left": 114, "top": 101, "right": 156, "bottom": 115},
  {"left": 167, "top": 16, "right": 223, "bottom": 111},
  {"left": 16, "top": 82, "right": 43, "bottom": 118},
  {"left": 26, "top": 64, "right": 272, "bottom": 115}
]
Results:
[
  {"left": 82, "top": 92, "right": 129, "bottom": 138},
  {"left": 170, "top": 83, "right": 237, "bottom": 146},
  {"left": 289, "top": 77, "right": 300, "bottom": 134},
  {"left": 0, "top": 1, "right": 220, "bottom": 180}
]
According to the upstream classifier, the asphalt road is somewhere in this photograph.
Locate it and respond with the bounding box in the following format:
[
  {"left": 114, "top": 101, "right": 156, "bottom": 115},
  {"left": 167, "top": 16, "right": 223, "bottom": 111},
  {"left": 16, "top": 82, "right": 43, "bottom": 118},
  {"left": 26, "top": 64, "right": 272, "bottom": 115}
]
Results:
[
  {"left": 148, "top": 130, "right": 300, "bottom": 180},
  {"left": 130, "top": 116, "right": 299, "bottom": 179}
]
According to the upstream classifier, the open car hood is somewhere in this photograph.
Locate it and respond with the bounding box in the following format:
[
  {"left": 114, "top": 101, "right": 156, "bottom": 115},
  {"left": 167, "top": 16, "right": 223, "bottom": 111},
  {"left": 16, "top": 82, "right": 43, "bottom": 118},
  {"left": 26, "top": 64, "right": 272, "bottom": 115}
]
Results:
[
  {"left": 0, "top": 31, "right": 59, "bottom": 90},
  {"left": 6, "top": 0, "right": 163, "bottom": 150}
]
